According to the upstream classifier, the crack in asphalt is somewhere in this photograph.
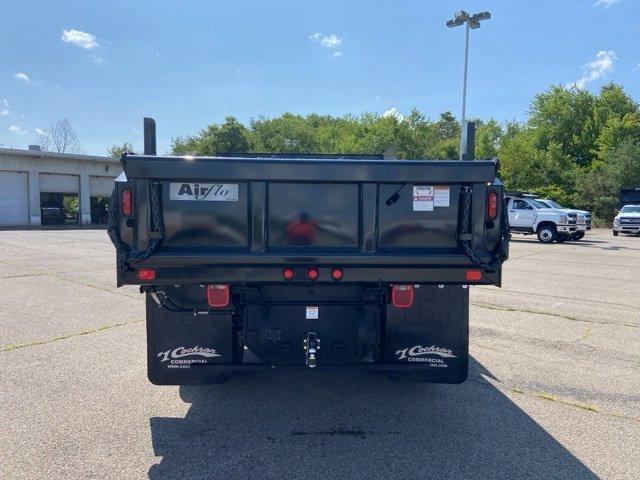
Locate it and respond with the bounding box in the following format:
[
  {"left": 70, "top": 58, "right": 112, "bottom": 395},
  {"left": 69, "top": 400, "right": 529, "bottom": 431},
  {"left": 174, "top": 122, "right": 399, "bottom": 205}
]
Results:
[
  {"left": 471, "top": 301, "right": 639, "bottom": 328},
  {"left": 502, "top": 385, "right": 640, "bottom": 422},
  {"left": 0, "top": 319, "right": 144, "bottom": 352},
  {"left": 0, "top": 258, "right": 138, "bottom": 300},
  {"left": 475, "top": 286, "right": 640, "bottom": 311},
  {"left": 469, "top": 375, "right": 639, "bottom": 422},
  {"left": 40, "top": 271, "right": 139, "bottom": 300}
]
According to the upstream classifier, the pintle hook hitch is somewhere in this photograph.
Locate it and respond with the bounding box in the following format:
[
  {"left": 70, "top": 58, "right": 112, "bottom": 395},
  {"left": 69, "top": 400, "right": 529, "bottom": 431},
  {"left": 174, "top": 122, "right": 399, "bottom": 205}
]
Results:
[{"left": 303, "top": 332, "right": 320, "bottom": 368}]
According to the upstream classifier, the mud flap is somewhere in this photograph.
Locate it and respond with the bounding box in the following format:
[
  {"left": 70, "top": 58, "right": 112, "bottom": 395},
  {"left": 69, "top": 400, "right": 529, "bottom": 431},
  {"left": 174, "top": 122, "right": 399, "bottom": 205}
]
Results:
[
  {"left": 146, "top": 294, "right": 234, "bottom": 385},
  {"left": 384, "top": 284, "right": 469, "bottom": 383}
]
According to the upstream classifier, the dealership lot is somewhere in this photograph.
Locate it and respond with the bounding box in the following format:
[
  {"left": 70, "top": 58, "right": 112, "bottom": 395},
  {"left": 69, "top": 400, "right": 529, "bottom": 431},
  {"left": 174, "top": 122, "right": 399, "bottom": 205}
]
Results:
[{"left": 1, "top": 229, "right": 638, "bottom": 479}]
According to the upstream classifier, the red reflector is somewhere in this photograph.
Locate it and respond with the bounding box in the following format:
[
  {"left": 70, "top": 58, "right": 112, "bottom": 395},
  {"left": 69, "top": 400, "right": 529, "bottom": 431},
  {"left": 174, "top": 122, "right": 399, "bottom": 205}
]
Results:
[
  {"left": 206, "top": 284, "right": 230, "bottom": 308},
  {"left": 391, "top": 285, "right": 414, "bottom": 308},
  {"left": 307, "top": 268, "right": 319, "bottom": 280},
  {"left": 282, "top": 268, "right": 295, "bottom": 281},
  {"left": 137, "top": 268, "right": 156, "bottom": 281},
  {"left": 331, "top": 268, "right": 343, "bottom": 281},
  {"left": 121, "top": 188, "right": 133, "bottom": 216},
  {"left": 487, "top": 191, "right": 498, "bottom": 220},
  {"left": 466, "top": 269, "right": 482, "bottom": 282}
]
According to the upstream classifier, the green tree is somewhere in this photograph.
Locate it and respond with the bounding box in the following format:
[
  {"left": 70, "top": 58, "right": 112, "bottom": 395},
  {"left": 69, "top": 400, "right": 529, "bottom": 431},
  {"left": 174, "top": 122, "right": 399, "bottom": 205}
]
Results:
[
  {"left": 529, "top": 85, "right": 596, "bottom": 166},
  {"left": 474, "top": 119, "right": 502, "bottom": 159},
  {"left": 107, "top": 142, "right": 135, "bottom": 158},
  {"left": 576, "top": 141, "right": 640, "bottom": 223},
  {"left": 172, "top": 116, "right": 250, "bottom": 154}
]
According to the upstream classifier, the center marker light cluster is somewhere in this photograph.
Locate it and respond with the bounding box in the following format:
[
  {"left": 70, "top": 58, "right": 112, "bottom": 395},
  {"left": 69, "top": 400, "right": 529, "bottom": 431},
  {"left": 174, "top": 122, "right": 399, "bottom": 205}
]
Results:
[{"left": 282, "top": 267, "right": 344, "bottom": 281}]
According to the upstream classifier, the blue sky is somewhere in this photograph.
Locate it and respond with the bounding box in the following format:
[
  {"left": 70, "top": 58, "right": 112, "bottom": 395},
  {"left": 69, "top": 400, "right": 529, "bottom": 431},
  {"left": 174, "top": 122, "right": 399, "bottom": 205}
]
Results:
[{"left": 1, "top": 0, "right": 638, "bottom": 155}]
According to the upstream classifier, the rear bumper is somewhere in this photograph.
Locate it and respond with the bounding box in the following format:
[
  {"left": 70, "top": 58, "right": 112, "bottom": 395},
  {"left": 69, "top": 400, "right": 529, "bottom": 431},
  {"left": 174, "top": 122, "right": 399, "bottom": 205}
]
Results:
[{"left": 119, "top": 265, "right": 500, "bottom": 286}]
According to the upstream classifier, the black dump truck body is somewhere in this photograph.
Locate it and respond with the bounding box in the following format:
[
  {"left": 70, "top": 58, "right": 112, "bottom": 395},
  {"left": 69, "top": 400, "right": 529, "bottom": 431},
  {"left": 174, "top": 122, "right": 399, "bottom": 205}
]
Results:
[
  {"left": 620, "top": 188, "right": 640, "bottom": 209},
  {"left": 109, "top": 148, "right": 509, "bottom": 385}
]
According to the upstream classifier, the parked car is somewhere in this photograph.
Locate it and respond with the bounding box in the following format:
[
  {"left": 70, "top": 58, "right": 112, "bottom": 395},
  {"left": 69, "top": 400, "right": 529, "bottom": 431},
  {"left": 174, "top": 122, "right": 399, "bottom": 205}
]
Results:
[
  {"left": 504, "top": 192, "right": 577, "bottom": 243},
  {"left": 613, "top": 205, "right": 640, "bottom": 236},
  {"left": 40, "top": 201, "right": 66, "bottom": 225},
  {"left": 536, "top": 198, "right": 591, "bottom": 240}
]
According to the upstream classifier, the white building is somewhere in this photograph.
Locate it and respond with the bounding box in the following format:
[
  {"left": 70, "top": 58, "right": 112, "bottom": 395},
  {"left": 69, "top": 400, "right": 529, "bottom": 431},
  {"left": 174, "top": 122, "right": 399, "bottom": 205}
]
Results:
[{"left": 0, "top": 147, "right": 122, "bottom": 226}]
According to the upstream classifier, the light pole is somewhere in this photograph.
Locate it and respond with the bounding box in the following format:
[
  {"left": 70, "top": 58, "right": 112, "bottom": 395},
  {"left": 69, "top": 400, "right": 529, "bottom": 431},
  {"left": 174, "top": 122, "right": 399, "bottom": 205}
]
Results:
[{"left": 447, "top": 10, "right": 490, "bottom": 160}]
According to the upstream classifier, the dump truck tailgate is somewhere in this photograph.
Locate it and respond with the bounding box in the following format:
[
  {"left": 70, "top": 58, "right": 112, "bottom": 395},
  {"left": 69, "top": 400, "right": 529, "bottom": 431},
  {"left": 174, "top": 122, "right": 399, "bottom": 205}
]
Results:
[{"left": 111, "top": 156, "right": 507, "bottom": 285}]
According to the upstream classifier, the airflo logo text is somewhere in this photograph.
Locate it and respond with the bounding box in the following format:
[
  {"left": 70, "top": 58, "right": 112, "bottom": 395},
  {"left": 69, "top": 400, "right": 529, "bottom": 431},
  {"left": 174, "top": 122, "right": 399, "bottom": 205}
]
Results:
[
  {"left": 158, "top": 346, "right": 221, "bottom": 369},
  {"left": 169, "top": 183, "right": 239, "bottom": 201},
  {"left": 396, "top": 345, "right": 457, "bottom": 366}
]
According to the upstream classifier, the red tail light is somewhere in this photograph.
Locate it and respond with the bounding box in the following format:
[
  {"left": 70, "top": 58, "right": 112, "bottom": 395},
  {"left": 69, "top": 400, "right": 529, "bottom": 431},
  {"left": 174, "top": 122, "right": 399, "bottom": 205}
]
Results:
[
  {"left": 466, "top": 269, "right": 482, "bottom": 282},
  {"left": 206, "top": 284, "right": 230, "bottom": 308},
  {"left": 121, "top": 188, "right": 133, "bottom": 216},
  {"left": 307, "top": 268, "right": 319, "bottom": 280},
  {"left": 137, "top": 268, "right": 156, "bottom": 281},
  {"left": 391, "top": 285, "right": 414, "bottom": 308},
  {"left": 282, "top": 268, "right": 295, "bottom": 281},
  {"left": 331, "top": 268, "right": 343, "bottom": 281},
  {"left": 487, "top": 191, "right": 498, "bottom": 220}
]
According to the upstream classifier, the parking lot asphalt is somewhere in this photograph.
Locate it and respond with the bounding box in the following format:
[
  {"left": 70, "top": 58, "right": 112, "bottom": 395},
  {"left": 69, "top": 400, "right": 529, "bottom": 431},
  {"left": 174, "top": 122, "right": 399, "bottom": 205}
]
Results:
[{"left": 1, "top": 229, "right": 638, "bottom": 480}]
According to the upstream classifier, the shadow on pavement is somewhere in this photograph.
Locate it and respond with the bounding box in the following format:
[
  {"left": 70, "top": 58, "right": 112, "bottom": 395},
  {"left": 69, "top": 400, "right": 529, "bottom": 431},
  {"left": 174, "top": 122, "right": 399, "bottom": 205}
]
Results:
[{"left": 148, "top": 358, "right": 596, "bottom": 479}]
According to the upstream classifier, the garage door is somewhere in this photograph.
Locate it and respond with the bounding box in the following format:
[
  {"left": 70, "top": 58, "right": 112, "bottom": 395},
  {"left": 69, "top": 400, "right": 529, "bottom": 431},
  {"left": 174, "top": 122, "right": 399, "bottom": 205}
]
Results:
[
  {"left": 40, "top": 173, "right": 79, "bottom": 193},
  {"left": 89, "top": 176, "right": 115, "bottom": 197},
  {"left": 0, "top": 171, "right": 29, "bottom": 226}
]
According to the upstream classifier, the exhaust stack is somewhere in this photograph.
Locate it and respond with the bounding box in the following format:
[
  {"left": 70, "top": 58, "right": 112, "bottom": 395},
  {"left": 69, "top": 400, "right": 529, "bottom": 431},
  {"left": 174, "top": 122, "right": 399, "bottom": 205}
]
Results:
[{"left": 143, "top": 117, "right": 157, "bottom": 155}]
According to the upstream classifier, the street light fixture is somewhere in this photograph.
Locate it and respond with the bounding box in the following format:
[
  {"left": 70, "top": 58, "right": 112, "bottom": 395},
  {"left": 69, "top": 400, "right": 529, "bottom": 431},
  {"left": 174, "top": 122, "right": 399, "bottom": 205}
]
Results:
[{"left": 447, "top": 10, "right": 491, "bottom": 159}]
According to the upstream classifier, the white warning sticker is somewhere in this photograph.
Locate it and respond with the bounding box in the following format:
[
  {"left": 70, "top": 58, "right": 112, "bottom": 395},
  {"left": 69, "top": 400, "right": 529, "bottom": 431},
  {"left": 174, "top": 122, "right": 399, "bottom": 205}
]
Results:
[
  {"left": 434, "top": 185, "right": 450, "bottom": 207},
  {"left": 306, "top": 306, "right": 319, "bottom": 319},
  {"left": 413, "top": 185, "right": 434, "bottom": 211}
]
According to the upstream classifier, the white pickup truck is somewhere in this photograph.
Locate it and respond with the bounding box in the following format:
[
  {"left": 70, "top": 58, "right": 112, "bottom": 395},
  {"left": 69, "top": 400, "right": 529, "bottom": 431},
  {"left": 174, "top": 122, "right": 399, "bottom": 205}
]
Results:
[
  {"left": 505, "top": 194, "right": 577, "bottom": 243},
  {"left": 613, "top": 205, "right": 640, "bottom": 236},
  {"left": 536, "top": 198, "right": 591, "bottom": 240}
]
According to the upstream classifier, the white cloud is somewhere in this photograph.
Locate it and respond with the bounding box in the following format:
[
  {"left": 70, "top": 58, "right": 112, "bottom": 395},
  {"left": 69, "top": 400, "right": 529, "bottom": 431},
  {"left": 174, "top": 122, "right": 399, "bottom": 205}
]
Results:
[
  {"left": 309, "top": 33, "right": 342, "bottom": 49},
  {"left": 35, "top": 128, "right": 47, "bottom": 137},
  {"left": 131, "top": 128, "right": 140, "bottom": 134},
  {"left": 92, "top": 54, "right": 104, "bottom": 64},
  {"left": 14, "top": 72, "right": 31, "bottom": 82},
  {"left": 1, "top": 98, "right": 8, "bottom": 115},
  {"left": 571, "top": 50, "right": 617, "bottom": 89},
  {"left": 61, "top": 29, "right": 99, "bottom": 49},
  {"left": 382, "top": 108, "right": 405, "bottom": 121},
  {"left": 320, "top": 34, "right": 342, "bottom": 49},
  {"left": 332, "top": 51, "right": 343, "bottom": 58},
  {"left": 595, "top": 0, "right": 620, "bottom": 8},
  {"left": 8, "top": 125, "right": 27, "bottom": 135}
]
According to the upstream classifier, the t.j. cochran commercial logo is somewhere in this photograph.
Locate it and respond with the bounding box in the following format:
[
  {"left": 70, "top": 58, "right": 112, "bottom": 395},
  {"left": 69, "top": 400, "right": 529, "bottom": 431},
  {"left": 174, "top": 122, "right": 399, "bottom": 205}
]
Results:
[
  {"left": 395, "top": 345, "right": 457, "bottom": 360},
  {"left": 157, "top": 346, "right": 221, "bottom": 363}
]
